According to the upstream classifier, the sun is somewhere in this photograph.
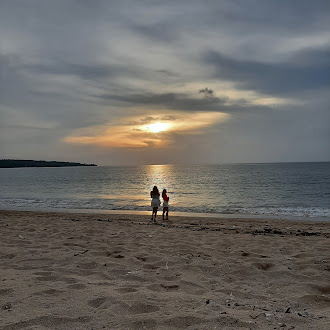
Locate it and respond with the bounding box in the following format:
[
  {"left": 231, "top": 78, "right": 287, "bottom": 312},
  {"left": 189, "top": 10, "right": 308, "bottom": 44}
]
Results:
[{"left": 144, "top": 122, "right": 169, "bottom": 133}]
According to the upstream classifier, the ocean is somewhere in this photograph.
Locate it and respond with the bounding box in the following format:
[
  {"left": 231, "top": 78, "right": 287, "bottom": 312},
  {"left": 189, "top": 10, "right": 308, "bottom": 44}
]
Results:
[{"left": 0, "top": 162, "right": 329, "bottom": 219}]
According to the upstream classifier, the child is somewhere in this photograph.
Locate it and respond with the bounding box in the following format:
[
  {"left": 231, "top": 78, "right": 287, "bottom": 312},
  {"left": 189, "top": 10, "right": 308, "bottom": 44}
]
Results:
[{"left": 162, "top": 189, "right": 169, "bottom": 220}]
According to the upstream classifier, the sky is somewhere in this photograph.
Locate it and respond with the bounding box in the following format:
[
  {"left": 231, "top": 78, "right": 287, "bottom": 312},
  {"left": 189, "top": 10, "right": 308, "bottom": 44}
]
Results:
[{"left": 0, "top": 0, "right": 329, "bottom": 165}]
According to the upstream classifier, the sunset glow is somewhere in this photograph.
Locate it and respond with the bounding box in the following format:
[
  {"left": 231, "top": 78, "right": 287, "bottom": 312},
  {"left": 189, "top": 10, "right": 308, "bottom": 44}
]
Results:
[
  {"left": 143, "top": 122, "right": 169, "bottom": 133},
  {"left": 63, "top": 111, "right": 229, "bottom": 149}
]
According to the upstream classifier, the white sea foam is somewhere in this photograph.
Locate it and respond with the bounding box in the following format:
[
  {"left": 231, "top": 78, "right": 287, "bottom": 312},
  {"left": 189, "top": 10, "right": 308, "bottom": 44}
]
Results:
[
  {"left": 1, "top": 198, "right": 329, "bottom": 219},
  {"left": 244, "top": 206, "right": 330, "bottom": 218}
]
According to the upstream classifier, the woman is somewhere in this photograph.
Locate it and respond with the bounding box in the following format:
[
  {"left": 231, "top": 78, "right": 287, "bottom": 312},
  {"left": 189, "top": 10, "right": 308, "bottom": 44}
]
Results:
[{"left": 150, "top": 186, "right": 160, "bottom": 222}]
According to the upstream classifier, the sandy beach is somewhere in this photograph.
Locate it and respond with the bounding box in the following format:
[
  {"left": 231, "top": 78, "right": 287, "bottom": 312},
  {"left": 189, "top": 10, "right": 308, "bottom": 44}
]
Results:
[{"left": 0, "top": 210, "right": 329, "bottom": 330}]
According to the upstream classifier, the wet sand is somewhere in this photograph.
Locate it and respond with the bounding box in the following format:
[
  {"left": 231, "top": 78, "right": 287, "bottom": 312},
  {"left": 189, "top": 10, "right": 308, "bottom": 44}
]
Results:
[{"left": 0, "top": 210, "right": 329, "bottom": 329}]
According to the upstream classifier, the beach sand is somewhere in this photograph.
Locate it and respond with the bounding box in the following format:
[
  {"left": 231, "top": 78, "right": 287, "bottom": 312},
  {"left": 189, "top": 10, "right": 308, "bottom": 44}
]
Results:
[{"left": 0, "top": 210, "right": 329, "bottom": 330}]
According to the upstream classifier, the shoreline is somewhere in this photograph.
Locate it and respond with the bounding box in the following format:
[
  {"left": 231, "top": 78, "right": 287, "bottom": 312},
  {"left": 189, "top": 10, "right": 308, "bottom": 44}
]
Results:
[{"left": 1, "top": 207, "right": 329, "bottom": 223}]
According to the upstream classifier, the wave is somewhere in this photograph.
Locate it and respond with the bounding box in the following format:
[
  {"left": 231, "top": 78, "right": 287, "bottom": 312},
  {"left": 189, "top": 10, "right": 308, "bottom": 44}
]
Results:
[{"left": 1, "top": 197, "right": 329, "bottom": 219}]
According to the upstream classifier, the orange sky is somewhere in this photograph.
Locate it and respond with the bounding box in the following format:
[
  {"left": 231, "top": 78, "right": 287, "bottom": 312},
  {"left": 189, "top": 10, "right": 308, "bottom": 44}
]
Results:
[{"left": 64, "top": 111, "right": 230, "bottom": 149}]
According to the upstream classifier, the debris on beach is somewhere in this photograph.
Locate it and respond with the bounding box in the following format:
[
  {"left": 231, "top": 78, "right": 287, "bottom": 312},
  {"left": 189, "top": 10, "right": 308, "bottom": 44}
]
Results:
[
  {"left": 2, "top": 303, "right": 12, "bottom": 310},
  {"left": 251, "top": 227, "right": 324, "bottom": 236},
  {"left": 96, "top": 218, "right": 111, "bottom": 222},
  {"left": 73, "top": 249, "right": 88, "bottom": 256}
]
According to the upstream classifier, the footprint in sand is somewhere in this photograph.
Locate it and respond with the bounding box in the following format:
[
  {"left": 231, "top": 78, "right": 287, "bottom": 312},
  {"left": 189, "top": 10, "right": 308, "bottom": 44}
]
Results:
[
  {"left": 312, "top": 284, "right": 330, "bottom": 294},
  {"left": 2, "top": 315, "right": 92, "bottom": 329},
  {"left": 135, "top": 256, "right": 147, "bottom": 262},
  {"left": 34, "top": 274, "right": 59, "bottom": 281},
  {"left": 147, "top": 283, "right": 179, "bottom": 292},
  {"left": 160, "top": 284, "right": 179, "bottom": 290},
  {"left": 116, "top": 287, "right": 138, "bottom": 293},
  {"left": 88, "top": 297, "right": 108, "bottom": 308},
  {"left": 127, "top": 302, "right": 159, "bottom": 314},
  {"left": 133, "top": 319, "right": 157, "bottom": 329},
  {"left": 78, "top": 261, "right": 98, "bottom": 269},
  {"left": 0, "top": 288, "right": 14, "bottom": 296},
  {"left": 142, "top": 264, "right": 159, "bottom": 270},
  {"left": 67, "top": 284, "right": 86, "bottom": 290},
  {"left": 63, "top": 277, "right": 78, "bottom": 284},
  {"left": 298, "top": 294, "right": 330, "bottom": 309},
  {"left": 162, "top": 316, "right": 203, "bottom": 328},
  {"left": 179, "top": 280, "right": 208, "bottom": 295},
  {"left": 33, "top": 289, "right": 63, "bottom": 296},
  {"left": 113, "top": 254, "right": 125, "bottom": 259},
  {"left": 34, "top": 271, "right": 53, "bottom": 276},
  {"left": 2, "top": 253, "right": 16, "bottom": 259},
  {"left": 253, "top": 262, "right": 273, "bottom": 271}
]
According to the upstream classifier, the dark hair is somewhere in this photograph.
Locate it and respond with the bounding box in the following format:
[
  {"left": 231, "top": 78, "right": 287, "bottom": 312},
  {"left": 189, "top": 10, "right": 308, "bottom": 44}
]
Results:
[
  {"left": 162, "top": 189, "right": 167, "bottom": 198},
  {"left": 152, "top": 186, "right": 159, "bottom": 196}
]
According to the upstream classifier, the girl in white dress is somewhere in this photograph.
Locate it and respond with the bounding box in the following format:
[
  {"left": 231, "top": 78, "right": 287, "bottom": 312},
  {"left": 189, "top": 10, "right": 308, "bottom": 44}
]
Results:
[{"left": 150, "top": 186, "right": 160, "bottom": 222}]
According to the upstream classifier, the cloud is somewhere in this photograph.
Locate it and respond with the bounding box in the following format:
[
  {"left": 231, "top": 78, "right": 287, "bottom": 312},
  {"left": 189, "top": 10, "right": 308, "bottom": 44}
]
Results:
[
  {"left": 204, "top": 47, "right": 330, "bottom": 96},
  {"left": 92, "top": 90, "right": 288, "bottom": 116},
  {"left": 63, "top": 111, "right": 229, "bottom": 148},
  {"left": 92, "top": 91, "right": 226, "bottom": 110},
  {"left": 1, "top": 0, "right": 329, "bottom": 164},
  {"left": 133, "top": 23, "right": 179, "bottom": 43},
  {"left": 25, "top": 62, "right": 124, "bottom": 81},
  {"left": 199, "top": 88, "right": 215, "bottom": 97}
]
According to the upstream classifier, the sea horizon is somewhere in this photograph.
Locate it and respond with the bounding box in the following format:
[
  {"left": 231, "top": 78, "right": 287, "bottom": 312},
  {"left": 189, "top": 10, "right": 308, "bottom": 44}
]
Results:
[
  {"left": 2, "top": 159, "right": 330, "bottom": 167},
  {"left": 1, "top": 162, "right": 329, "bottom": 220},
  {"left": 89, "top": 161, "right": 330, "bottom": 167}
]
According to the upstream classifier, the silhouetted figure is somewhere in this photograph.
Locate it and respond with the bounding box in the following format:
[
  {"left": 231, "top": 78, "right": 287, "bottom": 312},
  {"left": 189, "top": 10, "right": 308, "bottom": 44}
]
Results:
[
  {"left": 150, "top": 186, "right": 160, "bottom": 222},
  {"left": 162, "top": 189, "right": 169, "bottom": 220}
]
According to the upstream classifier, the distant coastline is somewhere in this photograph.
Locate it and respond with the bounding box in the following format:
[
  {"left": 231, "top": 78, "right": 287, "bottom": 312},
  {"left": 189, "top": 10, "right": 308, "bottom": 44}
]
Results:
[{"left": 0, "top": 159, "right": 97, "bottom": 168}]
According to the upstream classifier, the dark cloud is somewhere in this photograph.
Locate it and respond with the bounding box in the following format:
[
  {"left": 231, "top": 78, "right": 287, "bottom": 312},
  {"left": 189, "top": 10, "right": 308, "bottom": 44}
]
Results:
[
  {"left": 204, "top": 47, "right": 330, "bottom": 96},
  {"left": 25, "top": 62, "right": 121, "bottom": 80},
  {"left": 155, "top": 69, "right": 179, "bottom": 77},
  {"left": 127, "top": 116, "right": 159, "bottom": 125},
  {"left": 0, "top": 54, "right": 26, "bottom": 104},
  {"left": 93, "top": 91, "right": 225, "bottom": 110},
  {"left": 92, "top": 91, "right": 277, "bottom": 115},
  {"left": 199, "top": 88, "right": 215, "bottom": 97},
  {"left": 21, "top": 60, "right": 149, "bottom": 83},
  {"left": 134, "top": 23, "right": 178, "bottom": 42},
  {"left": 207, "top": 0, "right": 330, "bottom": 33}
]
